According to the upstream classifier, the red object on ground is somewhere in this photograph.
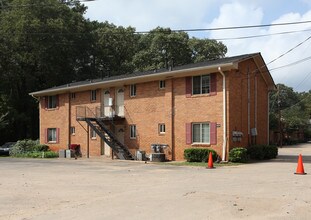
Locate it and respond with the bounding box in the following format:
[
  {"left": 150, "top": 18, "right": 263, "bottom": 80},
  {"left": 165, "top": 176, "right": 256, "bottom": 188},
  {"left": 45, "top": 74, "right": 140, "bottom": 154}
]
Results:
[
  {"left": 295, "top": 154, "right": 307, "bottom": 175},
  {"left": 207, "top": 152, "right": 215, "bottom": 169}
]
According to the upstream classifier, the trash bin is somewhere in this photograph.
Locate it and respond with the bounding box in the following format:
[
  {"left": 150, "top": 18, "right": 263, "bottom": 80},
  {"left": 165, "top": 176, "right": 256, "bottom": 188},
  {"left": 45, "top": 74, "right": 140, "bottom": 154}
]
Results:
[
  {"left": 59, "top": 149, "right": 66, "bottom": 158},
  {"left": 136, "top": 150, "right": 146, "bottom": 161},
  {"left": 70, "top": 144, "right": 81, "bottom": 157}
]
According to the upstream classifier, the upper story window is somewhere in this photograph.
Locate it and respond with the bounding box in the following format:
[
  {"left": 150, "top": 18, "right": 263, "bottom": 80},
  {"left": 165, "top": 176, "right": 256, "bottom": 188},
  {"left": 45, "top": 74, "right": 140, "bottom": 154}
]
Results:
[
  {"left": 47, "top": 95, "right": 58, "bottom": 109},
  {"left": 159, "top": 80, "right": 165, "bottom": 89},
  {"left": 71, "top": 93, "right": 76, "bottom": 100},
  {"left": 193, "top": 75, "right": 210, "bottom": 95},
  {"left": 91, "top": 90, "right": 97, "bottom": 101},
  {"left": 130, "top": 84, "right": 136, "bottom": 97}
]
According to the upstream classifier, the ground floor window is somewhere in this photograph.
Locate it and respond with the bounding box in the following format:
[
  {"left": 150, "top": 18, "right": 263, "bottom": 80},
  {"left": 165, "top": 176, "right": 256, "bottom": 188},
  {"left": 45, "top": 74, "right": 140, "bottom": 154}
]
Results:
[
  {"left": 47, "top": 128, "right": 57, "bottom": 143},
  {"left": 130, "top": 125, "right": 136, "bottom": 139},
  {"left": 90, "top": 128, "right": 96, "bottom": 139},
  {"left": 159, "top": 123, "right": 165, "bottom": 134},
  {"left": 70, "top": 126, "right": 75, "bottom": 135},
  {"left": 192, "top": 123, "right": 210, "bottom": 143}
]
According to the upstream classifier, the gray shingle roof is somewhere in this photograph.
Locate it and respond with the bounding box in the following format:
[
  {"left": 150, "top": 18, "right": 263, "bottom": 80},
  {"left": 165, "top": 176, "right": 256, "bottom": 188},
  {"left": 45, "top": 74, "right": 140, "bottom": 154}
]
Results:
[{"left": 30, "top": 52, "right": 263, "bottom": 96}]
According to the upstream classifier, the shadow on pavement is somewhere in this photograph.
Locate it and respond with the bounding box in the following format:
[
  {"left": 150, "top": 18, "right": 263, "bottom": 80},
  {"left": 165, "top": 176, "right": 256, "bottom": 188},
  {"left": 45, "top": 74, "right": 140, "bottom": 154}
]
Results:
[{"left": 272, "top": 155, "right": 311, "bottom": 164}]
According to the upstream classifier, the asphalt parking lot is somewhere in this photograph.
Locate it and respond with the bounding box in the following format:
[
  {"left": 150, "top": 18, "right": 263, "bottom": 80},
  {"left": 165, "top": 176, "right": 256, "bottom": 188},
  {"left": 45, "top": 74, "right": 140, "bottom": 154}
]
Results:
[{"left": 1, "top": 143, "right": 311, "bottom": 220}]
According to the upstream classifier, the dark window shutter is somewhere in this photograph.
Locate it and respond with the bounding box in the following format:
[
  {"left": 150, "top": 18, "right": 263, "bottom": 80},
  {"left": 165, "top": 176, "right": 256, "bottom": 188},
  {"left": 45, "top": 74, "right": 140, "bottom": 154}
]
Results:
[
  {"left": 210, "top": 73, "right": 217, "bottom": 96},
  {"left": 45, "top": 128, "right": 48, "bottom": 144},
  {"left": 186, "top": 123, "right": 192, "bottom": 144},
  {"left": 210, "top": 122, "right": 217, "bottom": 145},
  {"left": 44, "top": 96, "right": 48, "bottom": 109},
  {"left": 185, "top": 77, "right": 192, "bottom": 98},
  {"left": 56, "top": 128, "right": 60, "bottom": 144}
]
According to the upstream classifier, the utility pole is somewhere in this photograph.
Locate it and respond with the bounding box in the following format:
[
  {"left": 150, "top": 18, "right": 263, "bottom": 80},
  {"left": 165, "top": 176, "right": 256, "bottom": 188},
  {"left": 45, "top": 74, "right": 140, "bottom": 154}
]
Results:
[{"left": 277, "top": 85, "right": 283, "bottom": 147}]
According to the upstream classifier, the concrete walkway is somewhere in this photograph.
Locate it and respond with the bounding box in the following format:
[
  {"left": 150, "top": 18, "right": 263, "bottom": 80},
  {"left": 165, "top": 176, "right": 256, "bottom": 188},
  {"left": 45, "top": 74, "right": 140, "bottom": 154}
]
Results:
[{"left": 0, "top": 143, "right": 310, "bottom": 220}]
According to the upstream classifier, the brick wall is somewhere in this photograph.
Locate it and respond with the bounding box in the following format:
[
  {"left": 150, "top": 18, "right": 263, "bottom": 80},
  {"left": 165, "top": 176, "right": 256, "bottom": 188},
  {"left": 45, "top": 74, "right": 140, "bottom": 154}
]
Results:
[{"left": 39, "top": 58, "right": 271, "bottom": 161}]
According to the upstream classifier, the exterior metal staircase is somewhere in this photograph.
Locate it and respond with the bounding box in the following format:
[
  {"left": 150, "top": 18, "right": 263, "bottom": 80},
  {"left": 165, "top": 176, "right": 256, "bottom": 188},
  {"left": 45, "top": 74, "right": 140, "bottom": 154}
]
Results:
[{"left": 76, "top": 106, "right": 134, "bottom": 160}]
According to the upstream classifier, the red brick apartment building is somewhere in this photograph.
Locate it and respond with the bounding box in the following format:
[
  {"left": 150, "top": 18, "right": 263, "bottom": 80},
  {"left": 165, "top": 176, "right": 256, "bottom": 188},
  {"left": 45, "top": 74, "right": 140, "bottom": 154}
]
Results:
[{"left": 30, "top": 53, "right": 276, "bottom": 161}]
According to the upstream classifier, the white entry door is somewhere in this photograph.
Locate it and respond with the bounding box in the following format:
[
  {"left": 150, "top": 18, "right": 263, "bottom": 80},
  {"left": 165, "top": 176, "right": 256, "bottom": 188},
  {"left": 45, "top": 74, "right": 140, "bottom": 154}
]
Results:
[
  {"left": 116, "top": 88, "right": 124, "bottom": 117},
  {"left": 102, "top": 90, "right": 111, "bottom": 117},
  {"left": 104, "top": 134, "right": 111, "bottom": 156}
]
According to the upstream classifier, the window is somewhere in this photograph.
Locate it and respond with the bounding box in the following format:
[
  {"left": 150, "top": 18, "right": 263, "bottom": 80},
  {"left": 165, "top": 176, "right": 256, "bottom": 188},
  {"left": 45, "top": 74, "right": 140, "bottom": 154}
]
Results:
[
  {"left": 130, "top": 125, "right": 136, "bottom": 139},
  {"left": 159, "top": 124, "right": 165, "bottom": 134},
  {"left": 71, "top": 93, "right": 76, "bottom": 100},
  {"left": 47, "top": 128, "right": 57, "bottom": 142},
  {"left": 70, "top": 126, "right": 75, "bottom": 135},
  {"left": 47, "top": 96, "right": 58, "bottom": 109},
  {"left": 90, "top": 128, "right": 96, "bottom": 139},
  {"left": 192, "top": 75, "right": 210, "bottom": 95},
  {"left": 91, "top": 90, "right": 97, "bottom": 101},
  {"left": 159, "top": 80, "right": 165, "bottom": 89},
  {"left": 192, "top": 123, "right": 210, "bottom": 143},
  {"left": 130, "top": 84, "right": 136, "bottom": 97}
]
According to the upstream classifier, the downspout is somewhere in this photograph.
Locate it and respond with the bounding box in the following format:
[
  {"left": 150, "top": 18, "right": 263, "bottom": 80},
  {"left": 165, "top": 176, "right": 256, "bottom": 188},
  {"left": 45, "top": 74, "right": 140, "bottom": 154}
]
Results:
[
  {"left": 267, "top": 91, "right": 270, "bottom": 145},
  {"left": 171, "top": 79, "right": 175, "bottom": 161},
  {"left": 218, "top": 67, "right": 227, "bottom": 161},
  {"left": 254, "top": 74, "right": 257, "bottom": 144},
  {"left": 68, "top": 93, "right": 71, "bottom": 149}
]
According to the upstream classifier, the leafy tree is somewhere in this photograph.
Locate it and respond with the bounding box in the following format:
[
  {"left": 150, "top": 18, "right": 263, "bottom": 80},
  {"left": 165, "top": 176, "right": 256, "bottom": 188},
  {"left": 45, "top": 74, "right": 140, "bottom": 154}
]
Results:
[
  {"left": 269, "top": 84, "right": 311, "bottom": 141},
  {"left": 189, "top": 38, "right": 227, "bottom": 63},
  {"left": 0, "top": 0, "right": 92, "bottom": 143}
]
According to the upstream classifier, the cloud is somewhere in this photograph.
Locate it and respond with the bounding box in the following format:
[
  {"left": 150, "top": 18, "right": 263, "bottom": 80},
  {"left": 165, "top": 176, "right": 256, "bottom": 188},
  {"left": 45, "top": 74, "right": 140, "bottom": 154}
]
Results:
[
  {"left": 209, "top": 2, "right": 311, "bottom": 92},
  {"left": 83, "top": 0, "right": 311, "bottom": 91},
  {"left": 84, "top": 0, "right": 213, "bottom": 31}
]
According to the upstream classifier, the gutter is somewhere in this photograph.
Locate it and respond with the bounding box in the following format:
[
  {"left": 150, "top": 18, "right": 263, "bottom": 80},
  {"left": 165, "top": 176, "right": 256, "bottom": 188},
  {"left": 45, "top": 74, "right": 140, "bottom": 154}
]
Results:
[{"left": 218, "top": 67, "right": 227, "bottom": 161}]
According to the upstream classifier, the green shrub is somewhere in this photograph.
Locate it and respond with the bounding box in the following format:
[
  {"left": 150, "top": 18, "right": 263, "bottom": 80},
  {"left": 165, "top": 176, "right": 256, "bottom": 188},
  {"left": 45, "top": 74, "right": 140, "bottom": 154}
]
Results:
[
  {"left": 43, "top": 151, "right": 59, "bottom": 158},
  {"left": 10, "top": 139, "right": 39, "bottom": 156},
  {"left": 263, "top": 145, "right": 278, "bottom": 159},
  {"left": 32, "top": 144, "right": 49, "bottom": 152},
  {"left": 184, "top": 148, "right": 217, "bottom": 162},
  {"left": 229, "top": 147, "right": 249, "bottom": 163},
  {"left": 247, "top": 145, "right": 278, "bottom": 160},
  {"left": 247, "top": 145, "right": 265, "bottom": 160}
]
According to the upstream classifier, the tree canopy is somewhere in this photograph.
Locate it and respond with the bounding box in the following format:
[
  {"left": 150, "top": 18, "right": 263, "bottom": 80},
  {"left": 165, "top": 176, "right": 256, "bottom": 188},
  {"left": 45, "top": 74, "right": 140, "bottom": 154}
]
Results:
[
  {"left": 0, "top": 0, "right": 226, "bottom": 144},
  {"left": 269, "top": 84, "right": 311, "bottom": 141}
]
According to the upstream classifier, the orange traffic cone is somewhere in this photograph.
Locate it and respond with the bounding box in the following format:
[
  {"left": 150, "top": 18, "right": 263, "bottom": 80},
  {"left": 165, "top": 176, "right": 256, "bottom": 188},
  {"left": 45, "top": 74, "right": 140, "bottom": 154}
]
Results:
[
  {"left": 207, "top": 152, "right": 215, "bottom": 169},
  {"left": 295, "top": 154, "right": 306, "bottom": 175}
]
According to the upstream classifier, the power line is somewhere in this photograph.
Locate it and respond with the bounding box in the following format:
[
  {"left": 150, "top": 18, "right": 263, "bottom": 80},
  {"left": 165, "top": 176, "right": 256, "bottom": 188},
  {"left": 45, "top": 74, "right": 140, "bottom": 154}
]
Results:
[
  {"left": 212, "top": 28, "right": 311, "bottom": 41},
  {"left": 136, "top": 20, "right": 311, "bottom": 34},
  {"left": 269, "top": 55, "right": 311, "bottom": 71},
  {"left": 266, "top": 34, "right": 311, "bottom": 65}
]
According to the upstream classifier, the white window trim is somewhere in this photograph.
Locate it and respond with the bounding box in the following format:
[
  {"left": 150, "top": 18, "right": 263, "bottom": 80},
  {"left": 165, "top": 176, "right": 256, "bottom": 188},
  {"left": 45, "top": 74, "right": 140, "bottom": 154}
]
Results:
[
  {"left": 192, "top": 123, "right": 210, "bottom": 144},
  {"left": 91, "top": 90, "right": 97, "bottom": 101},
  {"left": 90, "top": 128, "right": 97, "bottom": 139},
  {"left": 130, "top": 125, "right": 136, "bottom": 139},
  {"left": 70, "top": 126, "right": 75, "bottom": 135},
  {"left": 192, "top": 74, "right": 211, "bottom": 95},
  {"left": 47, "top": 128, "right": 57, "bottom": 143},
  {"left": 159, "top": 123, "right": 165, "bottom": 134},
  {"left": 47, "top": 96, "right": 57, "bottom": 109},
  {"left": 130, "top": 84, "right": 136, "bottom": 97},
  {"left": 159, "top": 80, "right": 165, "bottom": 89}
]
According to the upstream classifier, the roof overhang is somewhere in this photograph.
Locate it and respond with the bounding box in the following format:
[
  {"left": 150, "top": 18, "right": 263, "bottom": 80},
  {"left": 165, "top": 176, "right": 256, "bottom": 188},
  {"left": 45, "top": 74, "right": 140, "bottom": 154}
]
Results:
[
  {"left": 252, "top": 54, "right": 277, "bottom": 91},
  {"left": 29, "top": 62, "right": 238, "bottom": 97}
]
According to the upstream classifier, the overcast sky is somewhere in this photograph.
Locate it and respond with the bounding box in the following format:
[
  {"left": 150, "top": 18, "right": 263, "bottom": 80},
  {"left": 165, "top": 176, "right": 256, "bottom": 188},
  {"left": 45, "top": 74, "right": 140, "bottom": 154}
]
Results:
[{"left": 83, "top": 0, "right": 311, "bottom": 92}]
